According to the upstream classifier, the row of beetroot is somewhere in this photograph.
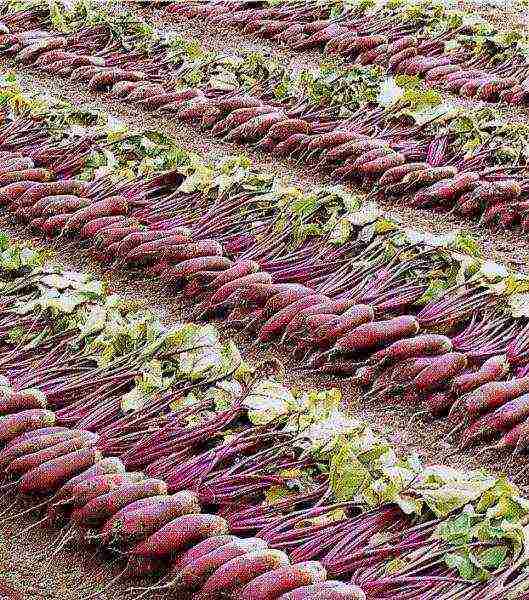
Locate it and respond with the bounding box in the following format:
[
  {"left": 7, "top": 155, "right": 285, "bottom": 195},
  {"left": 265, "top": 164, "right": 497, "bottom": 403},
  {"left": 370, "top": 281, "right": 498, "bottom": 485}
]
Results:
[
  {"left": 1, "top": 4, "right": 529, "bottom": 231},
  {"left": 0, "top": 234, "right": 527, "bottom": 599},
  {"left": 167, "top": 0, "right": 529, "bottom": 105},
  {"left": 2, "top": 80, "right": 529, "bottom": 457},
  {"left": 0, "top": 242, "right": 364, "bottom": 599}
]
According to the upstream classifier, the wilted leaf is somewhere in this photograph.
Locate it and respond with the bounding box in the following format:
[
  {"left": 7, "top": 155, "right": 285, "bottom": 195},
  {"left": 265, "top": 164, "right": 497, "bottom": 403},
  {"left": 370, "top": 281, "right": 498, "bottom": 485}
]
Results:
[
  {"left": 377, "top": 76, "right": 404, "bottom": 107},
  {"left": 243, "top": 379, "right": 297, "bottom": 425}
]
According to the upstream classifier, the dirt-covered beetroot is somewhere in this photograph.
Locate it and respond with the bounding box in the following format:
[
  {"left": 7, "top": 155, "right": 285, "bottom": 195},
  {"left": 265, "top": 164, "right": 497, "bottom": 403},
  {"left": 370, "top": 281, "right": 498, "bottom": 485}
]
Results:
[
  {"left": 258, "top": 295, "right": 331, "bottom": 342},
  {"left": 331, "top": 316, "right": 419, "bottom": 357},
  {"left": 6, "top": 433, "right": 97, "bottom": 476},
  {"left": 368, "top": 334, "right": 452, "bottom": 367},
  {"left": 450, "top": 355, "right": 510, "bottom": 396},
  {"left": 73, "top": 479, "right": 168, "bottom": 527},
  {"left": 278, "top": 581, "right": 366, "bottom": 600},
  {"left": 62, "top": 196, "right": 128, "bottom": 233},
  {"left": 309, "top": 305, "right": 375, "bottom": 348},
  {"left": 173, "top": 535, "right": 239, "bottom": 571},
  {"left": 459, "top": 393, "right": 529, "bottom": 449},
  {"left": 0, "top": 409, "right": 56, "bottom": 443},
  {"left": 170, "top": 538, "right": 268, "bottom": 592},
  {"left": 0, "top": 390, "right": 47, "bottom": 416},
  {"left": 53, "top": 458, "right": 127, "bottom": 504},
  {"left": 14, "top": 180, "right": 87, "bottom": 209},
  {"left": 80, "top": 216, "right": 132, "bottom": 238},
  {"left": 0, "top": 431, "right": 81, "bottom": 471},
  {"left": 164, "top": 257, "right": 234, "bottom": 282},
  {"left": 238, "top": 561, "right": 327, "bottom": 600},
  {"left": 19, "top": 448, "right": 102, "bottom": 495},
  {"left": 196, "top": 549, "right": 291, "bottom": 600},
  {"left": 208, "top": 272, "right": 272, "bottom": 307},
  {"left": 411, "top": 352, "right": 468, "bottom": 394},
  {"left": 450, "top": 377, "right": 529, "bottom": 421},
  {"left": 68, "top": 472, "right": 145, "bottom": 507},
  {"left": 100, "top": 491, "right": 201, "bottom": 545},
  {"left": 132, "top": 513, "right": 229, "bottom": 559}
]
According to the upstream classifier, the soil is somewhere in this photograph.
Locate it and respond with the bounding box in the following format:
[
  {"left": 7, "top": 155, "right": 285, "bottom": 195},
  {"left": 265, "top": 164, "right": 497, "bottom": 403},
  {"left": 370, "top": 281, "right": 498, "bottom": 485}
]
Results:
[{"left": 0, "top": 496, "right": 164, "bottom": 600}]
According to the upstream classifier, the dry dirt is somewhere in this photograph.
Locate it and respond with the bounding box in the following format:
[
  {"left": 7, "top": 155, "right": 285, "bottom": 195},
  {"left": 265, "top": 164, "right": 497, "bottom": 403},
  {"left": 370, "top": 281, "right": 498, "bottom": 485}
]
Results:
[{"left": 0, "top": 496, "right": 167, "bottom": 600}]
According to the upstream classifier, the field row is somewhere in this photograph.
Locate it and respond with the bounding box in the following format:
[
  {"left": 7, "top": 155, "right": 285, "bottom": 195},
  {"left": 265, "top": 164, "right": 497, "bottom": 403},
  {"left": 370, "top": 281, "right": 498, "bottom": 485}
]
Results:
[
  {"left": 167, "top": 0, "right": 529, "bottom": 105},
  {"left": 0, "top": 73, "right": 528, "bottom": 466},
  {"left": 0, "top": 232, "right": 528, "bottom": 600},
  {"left": 1, "top": 2, "right": 529, "bottom": 232}
]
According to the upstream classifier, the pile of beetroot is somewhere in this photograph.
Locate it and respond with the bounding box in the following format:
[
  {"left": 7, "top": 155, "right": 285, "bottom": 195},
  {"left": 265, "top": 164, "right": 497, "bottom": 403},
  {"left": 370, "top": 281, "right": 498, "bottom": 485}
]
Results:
[
  {"left": 1, "top": 2, "right": 529, "bottom": 230},
  {"left": 0, "top": 399, "right": 362, "bottom": 599},
  {"left": 167, "top": 0, "right": 529, "bottom": 105}
]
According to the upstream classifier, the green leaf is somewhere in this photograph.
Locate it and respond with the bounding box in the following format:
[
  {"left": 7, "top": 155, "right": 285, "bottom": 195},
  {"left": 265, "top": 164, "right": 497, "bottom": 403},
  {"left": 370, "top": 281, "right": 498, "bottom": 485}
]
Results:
[
  {"left": 508, "top": 293, "right": 529, "bottom": 318},
  {"left": 329, "top": 218, "right": 351, "bottom": 245},
  {"left": 451, "top": 231, "right": 482, "bottom": 258},
  {"left": 476, "top": 476, "right": 521, "bottom": 513},
  {"left": 478, "top": 546, "right": 508, "bottom": 570},
  {"left": 420, "top": 466, "right": 497, "bottom": 518},
  {"left": 486, "top": 496, "right": 529, "bottom": 522},
  {"left": 7, "top": 326, "right": 25, "bottom": 343},
  {"left": 330, "top": 442, "right": 372, "bottom": 502},
  {"left": 347, "top": 201, "right": 381, "bottom": 226},
  {"left": 416, "top": 278, "right": 448, "bottom": 306},
  {"left": 264, "top": 485, "right": 294, "bottom": 505},
  {"left": 300, "top": 410, "right": 363, "bottom": 453},
  {"left": 384, "top": 558, "right": 408, "bottom": 576},
  {"left": 178, "top": 163, "right": 214, "bottom": 193},
  {"left": 205, "top": 379, "right": 243, "bottom": 412},
  {"left": 0, "top": 232, "right": 9, "bottom": 251},
  {"left": 374, "top": 218, "right": 397, "bottom": 234},
  {"left": 436, "top": 512, "right": 475, "bottom": 546},
  {"left": 445, "top": 552, "right": 477, "bottom": 580},
  {"left": 120, "top": 386, "right": 149, "bottom": 412}
]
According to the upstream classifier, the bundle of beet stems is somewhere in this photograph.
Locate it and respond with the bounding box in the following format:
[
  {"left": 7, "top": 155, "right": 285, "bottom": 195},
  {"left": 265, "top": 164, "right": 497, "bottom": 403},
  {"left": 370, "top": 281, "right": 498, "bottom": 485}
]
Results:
[
  {"left": 2, "top": 72, "right": 529, "bottom": 463},
  {"left": 3, "top": 1, "right": 529, "bottom": 230},
  {"left": 0, "top": 233, "right": 529, "bottom": 599}
]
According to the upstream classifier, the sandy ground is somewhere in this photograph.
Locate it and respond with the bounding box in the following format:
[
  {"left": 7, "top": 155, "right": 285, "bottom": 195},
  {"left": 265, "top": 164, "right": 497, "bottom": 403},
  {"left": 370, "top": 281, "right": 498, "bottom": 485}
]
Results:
[{"left": 0, "top": 496, "right": 165, "bottom": 600}]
